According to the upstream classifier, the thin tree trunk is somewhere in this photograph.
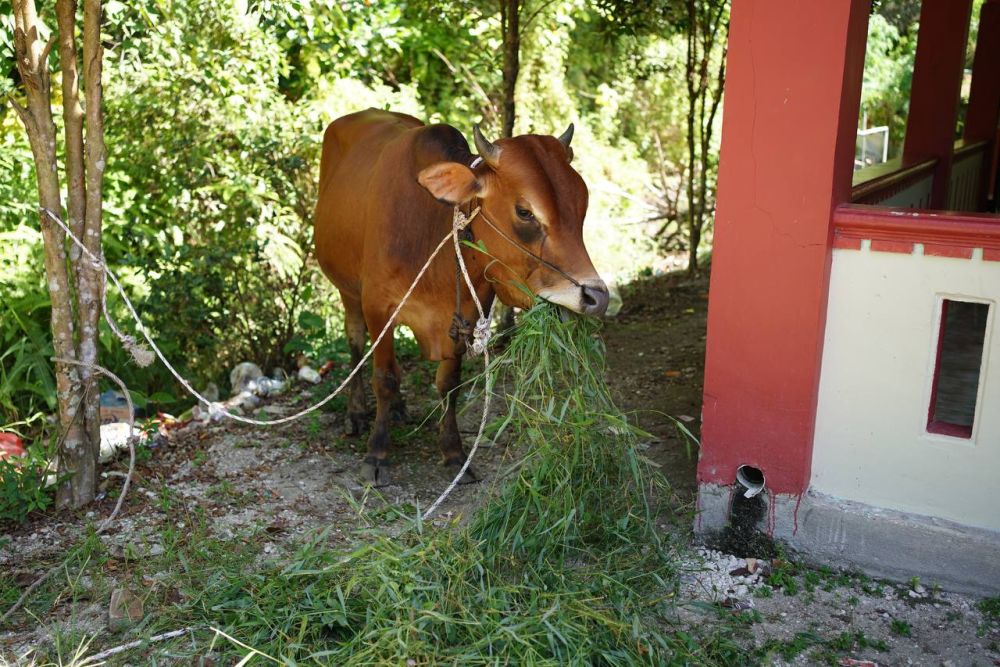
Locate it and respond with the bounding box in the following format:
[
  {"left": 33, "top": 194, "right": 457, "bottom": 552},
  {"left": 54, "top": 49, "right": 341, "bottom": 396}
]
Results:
[
  {"left": 500, "top": 0, "right": 520, "bottom": 139},
  {"left": 12, "top": 0, "right": 91, "bottom": 506},
  {"left": 56, "top": 0, "right": 100, "bottom": 505},
  {"left": 78, "top": 0, "right": 106, "bottom": 495},
  {"left": 685, "top": 0, "right": 699, "bottom": 274},
  {"left": 684, "top": 0, "right": 729, "bottom": 276},
  {"left": 496, "top": 0, "right": 522, "bottom": 338}
]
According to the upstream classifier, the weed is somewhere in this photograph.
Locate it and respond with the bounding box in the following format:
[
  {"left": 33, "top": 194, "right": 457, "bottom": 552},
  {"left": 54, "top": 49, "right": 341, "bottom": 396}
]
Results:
[
  {"left": 0, "top": 440, "right": 62, "bottom": 524},
  {"left": 978, "top": 595, "right": 1000, "bottom": 623},
  {"left": 848, "top": 595, "right": 860, "bottom": 606},
  {"left": 760, "top": 632, "right": 823, "bottom": 660},
  {"left": 861, "top": 580, "right": 884, "bottom": 596},
  {"left": 890, "top": 618, "right": 912, "bottom": 636},
  {"left": 157, "top": 484, "right": 175, "bottom": 512},
  {"left": 828, "top": 629, "right": 888, "bottom": 652},
  {"left": 767, "top": 560, "right": 801, "bottom": 595},
  {"left": 306, "top": 412, "right": 322, "bottom": 440}
]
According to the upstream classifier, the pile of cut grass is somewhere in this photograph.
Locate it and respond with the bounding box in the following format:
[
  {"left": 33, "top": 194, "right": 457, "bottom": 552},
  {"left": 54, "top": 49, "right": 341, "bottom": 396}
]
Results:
[{"left": 195, "top": 302, "right": 746, "bottom": 664}]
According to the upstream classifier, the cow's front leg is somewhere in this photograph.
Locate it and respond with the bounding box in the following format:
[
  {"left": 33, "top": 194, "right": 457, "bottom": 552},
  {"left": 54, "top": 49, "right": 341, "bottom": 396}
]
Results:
[
  {"left": 436, "top": 355, "right": 479, "bottom": 484},
  {"left": 360, "top": 316, "right": 401, "bottom": 487}
]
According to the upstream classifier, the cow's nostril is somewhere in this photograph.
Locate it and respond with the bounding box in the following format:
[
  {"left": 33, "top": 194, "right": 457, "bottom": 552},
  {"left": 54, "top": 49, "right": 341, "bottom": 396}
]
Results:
[{"left": 580, "top": 283, "right": 610, "bottom": 316}]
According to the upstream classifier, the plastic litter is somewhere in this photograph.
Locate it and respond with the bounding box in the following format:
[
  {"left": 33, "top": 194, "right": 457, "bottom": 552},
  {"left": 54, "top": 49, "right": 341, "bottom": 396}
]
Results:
[
  {"left": 298, "top": 366, "right": 322, "bottom": 384},
  {"left": 99, "top": 423, "right": 146, "bottom": 463},
  {"left": 253, "top": 377, "right": 286, "bottom": 397},
  {"left": 100, "top": 389, "right": 133, "bottom": 424},
  {"left": 201, "top": 382, "right": 220, "bottom": 403},
  {"left": 0, "top": 432, "right": 26, "bottom": 460},
  {"left": 230, "top": 362, "right": 263, "bottom": 396}
]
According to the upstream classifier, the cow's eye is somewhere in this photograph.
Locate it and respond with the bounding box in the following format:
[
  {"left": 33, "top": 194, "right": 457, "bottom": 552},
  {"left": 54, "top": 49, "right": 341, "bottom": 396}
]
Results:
[{"left": 515, "top": 206, "right": 536, "bottom": 223}]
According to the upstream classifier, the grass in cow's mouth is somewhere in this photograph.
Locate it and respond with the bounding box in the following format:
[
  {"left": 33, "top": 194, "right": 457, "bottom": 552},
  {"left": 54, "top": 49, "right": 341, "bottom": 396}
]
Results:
[{"left": 143, "top": 302, "right": 748, "bottom": 663}]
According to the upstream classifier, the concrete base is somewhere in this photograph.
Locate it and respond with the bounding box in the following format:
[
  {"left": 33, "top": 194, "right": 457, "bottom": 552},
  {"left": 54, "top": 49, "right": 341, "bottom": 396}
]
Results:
[{"left": 696, "top": 483, "right": 1000, "bottom": 596}]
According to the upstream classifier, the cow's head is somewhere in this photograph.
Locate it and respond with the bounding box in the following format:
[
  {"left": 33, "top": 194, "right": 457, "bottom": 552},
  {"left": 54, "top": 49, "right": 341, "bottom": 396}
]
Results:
[{"left": 417, "top": 124, "right": 609, "bottom": 316}]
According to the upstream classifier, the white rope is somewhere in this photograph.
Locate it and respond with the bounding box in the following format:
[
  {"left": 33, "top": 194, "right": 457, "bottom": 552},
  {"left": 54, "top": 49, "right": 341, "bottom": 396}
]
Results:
[
  {"left": 42, "top": 207, "right": 454, "bottom": 427},
  {"left": 40, "top": 206, "right": 494, "bottom": 518},
  {"left": 422, "top": 208, "right": 496, "bottom": 519}
]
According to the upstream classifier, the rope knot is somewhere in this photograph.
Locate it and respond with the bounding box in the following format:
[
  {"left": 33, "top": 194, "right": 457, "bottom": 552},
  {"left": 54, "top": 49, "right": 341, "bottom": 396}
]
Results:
[{"left": 452, "top": 206, "right": 480, "bottom": 233}]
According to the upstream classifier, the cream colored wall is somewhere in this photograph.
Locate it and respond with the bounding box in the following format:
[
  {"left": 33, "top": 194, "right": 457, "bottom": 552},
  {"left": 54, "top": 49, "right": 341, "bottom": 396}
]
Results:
[{"left": 811, "top": 244, "right": 1000, "bottom": 531}]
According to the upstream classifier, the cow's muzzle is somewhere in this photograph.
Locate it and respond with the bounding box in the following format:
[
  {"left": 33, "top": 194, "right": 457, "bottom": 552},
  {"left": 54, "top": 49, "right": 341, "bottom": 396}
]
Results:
[{"left": 541, "top": 280, "right": 609, "bottom": 317}]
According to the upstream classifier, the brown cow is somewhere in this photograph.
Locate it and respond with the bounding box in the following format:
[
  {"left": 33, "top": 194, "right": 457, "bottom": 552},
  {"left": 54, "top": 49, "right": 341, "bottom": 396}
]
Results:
[{"left": 314, "top": 109, "right": 608, "bottom": 485}]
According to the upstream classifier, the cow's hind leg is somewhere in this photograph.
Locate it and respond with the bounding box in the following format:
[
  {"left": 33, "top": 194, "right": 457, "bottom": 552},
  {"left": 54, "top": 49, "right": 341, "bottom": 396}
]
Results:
[
  {"left": 359, "top": 306, "right": 402, "bottom": 486},
  {"left": 342, "top": 293, "right": 369, "bottom": 436},
  {"left": 436, "top": 356, "right": 479, "bottom": 484}
]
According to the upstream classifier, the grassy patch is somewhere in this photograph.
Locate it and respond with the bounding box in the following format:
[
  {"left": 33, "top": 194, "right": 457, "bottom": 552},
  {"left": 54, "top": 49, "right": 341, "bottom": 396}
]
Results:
[
  {"left": 890, "top": 618, "right": 912, "bottom": 637},
  {"left": 979, "top": 595, "right": 1000, "bottom": 623},
  {"left": 121, "top": 301, "right": 747, "bottom": 664},
  {"left": 7, "top": 302, "right": 756, "bottom": 663}
]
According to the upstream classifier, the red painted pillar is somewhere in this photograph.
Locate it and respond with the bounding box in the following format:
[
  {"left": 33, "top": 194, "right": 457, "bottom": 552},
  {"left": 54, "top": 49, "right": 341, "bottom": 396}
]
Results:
[
  {"left": 903, "top": 0, "right": 974, "bottom": 208},
  {"left": 698, "top": 0, "right": 870, "bottom": 496},
  {"left": 965, "top": 0, "right": 1000, "bottom": 143}
]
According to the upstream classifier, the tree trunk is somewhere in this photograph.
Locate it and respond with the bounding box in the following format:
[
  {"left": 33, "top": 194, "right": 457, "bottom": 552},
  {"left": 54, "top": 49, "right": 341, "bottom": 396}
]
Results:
[
  {"left": 55, "top": 0, "right": 101, "bottom": 502},
  {"left": 495, "top": 0, "right": 522, "bottom": 340},
  {"left": 79, "top": 0, "right": 107, "bottom": 488},
  {"left": 500, "top": 0, "right": 520, "bottom": 139},
  {"left": 683, "top": 0, "right": 729, "bottom": 276},
  {"left": 12, "top": 0, "right": 93, "bottom": 507},
  {"left": 13, "top": 0, "right": 105, "bottom": 508},
  {"left": 685, "top": 0, "right": 699, "bottom": 274}
]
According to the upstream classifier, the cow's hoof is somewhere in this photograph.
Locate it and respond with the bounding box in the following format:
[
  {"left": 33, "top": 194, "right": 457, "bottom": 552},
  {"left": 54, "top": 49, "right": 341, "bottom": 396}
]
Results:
[
  {"left": 360, "top": 458, "right": 392, "bottom": 487},
  {"left": 445, "top": 461, "right": 480, "bottom": 485},
  {"left": 345, "top": 412, "right": 367, "bottom": 436}
]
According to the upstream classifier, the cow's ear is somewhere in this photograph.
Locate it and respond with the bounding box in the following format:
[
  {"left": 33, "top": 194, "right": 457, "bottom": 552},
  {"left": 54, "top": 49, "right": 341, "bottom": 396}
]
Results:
[{"left": 417, "top": 162, "right": 484, "bottom": 205}]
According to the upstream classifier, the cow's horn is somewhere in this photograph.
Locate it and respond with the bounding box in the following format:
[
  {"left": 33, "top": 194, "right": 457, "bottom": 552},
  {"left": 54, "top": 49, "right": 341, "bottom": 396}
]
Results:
[
  {"left": 473, "top": 123, "right": 500, "bottom": 167},
  {"left": 557, "top": 123, "right": 574, "bottom": 149}
]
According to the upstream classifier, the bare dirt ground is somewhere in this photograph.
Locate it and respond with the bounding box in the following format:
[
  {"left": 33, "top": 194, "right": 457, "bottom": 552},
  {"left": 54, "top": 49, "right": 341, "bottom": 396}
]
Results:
[{"left": 2, "top": 269, "right": 998, "bottom": 665}]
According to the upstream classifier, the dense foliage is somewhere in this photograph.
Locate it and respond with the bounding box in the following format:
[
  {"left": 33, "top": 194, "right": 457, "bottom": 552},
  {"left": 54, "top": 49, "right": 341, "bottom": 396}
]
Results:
[
  {"left": 3, "top": 0, "right": 962, "bottom": 450},
  {"left": 859, "top": 0, "right": 987, "bottom": 162},
  {"left": 2, "top": 0, "right": 731, "bottom": 436}
]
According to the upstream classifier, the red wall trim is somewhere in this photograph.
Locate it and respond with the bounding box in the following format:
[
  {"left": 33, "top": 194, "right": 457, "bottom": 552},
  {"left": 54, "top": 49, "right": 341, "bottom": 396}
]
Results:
[
  {"left": 870, "top": 239, "right": 915, "bottom": 254},
  {"left": 833, "top": 204, "right": 1000, "bottom": 253}
]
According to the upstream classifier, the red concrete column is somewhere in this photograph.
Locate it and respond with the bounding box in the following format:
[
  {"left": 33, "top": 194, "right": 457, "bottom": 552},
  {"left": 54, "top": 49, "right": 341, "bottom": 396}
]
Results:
[
  {"left": 903, "top": 0, "right": 974, "bottom": 208},
  {"left": 698, "top": 0, "right": 870, "bottom": 495},
  {"left": 964, "top": 0, "right": 1000, "bottom": 143}
]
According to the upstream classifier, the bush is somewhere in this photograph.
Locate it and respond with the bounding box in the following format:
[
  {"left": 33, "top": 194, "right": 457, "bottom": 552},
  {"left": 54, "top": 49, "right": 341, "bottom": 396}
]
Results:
[{"left": 0, "top": 443, "right": 57, "bottom": 524}]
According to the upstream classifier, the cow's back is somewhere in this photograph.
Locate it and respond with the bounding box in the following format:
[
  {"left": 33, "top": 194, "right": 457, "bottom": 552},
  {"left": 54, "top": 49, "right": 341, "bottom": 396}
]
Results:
[
  {"left": 314, "top": 110, "right": 478, "bottom": 358},
  {"left": 314, "top": 109, "right": 426, "bottom": 298}
]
